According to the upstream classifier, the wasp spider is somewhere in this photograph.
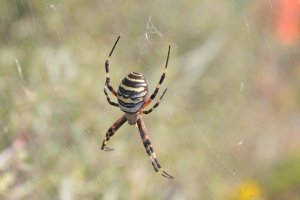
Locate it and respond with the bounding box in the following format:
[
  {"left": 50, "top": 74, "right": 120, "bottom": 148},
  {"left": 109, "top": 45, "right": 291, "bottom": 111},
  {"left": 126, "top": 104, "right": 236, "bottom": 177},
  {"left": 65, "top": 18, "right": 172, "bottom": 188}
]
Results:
[{"left": 101, "top": 36, "right": 173, "bottom": 179}]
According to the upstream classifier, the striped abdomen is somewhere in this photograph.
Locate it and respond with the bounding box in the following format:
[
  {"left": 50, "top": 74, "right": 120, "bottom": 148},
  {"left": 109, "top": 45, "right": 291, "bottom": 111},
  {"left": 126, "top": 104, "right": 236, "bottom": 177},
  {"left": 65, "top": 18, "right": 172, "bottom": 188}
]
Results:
[{"left": 117, "top": 72, "right": 149, "bottom": 113}]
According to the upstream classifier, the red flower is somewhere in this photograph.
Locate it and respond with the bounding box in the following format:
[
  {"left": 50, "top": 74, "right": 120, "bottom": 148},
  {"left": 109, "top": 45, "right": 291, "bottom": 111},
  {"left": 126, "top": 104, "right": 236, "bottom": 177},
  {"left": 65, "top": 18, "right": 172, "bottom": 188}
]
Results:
[{"left": 276, "top": 0, "right": 300, "bottom": 46}]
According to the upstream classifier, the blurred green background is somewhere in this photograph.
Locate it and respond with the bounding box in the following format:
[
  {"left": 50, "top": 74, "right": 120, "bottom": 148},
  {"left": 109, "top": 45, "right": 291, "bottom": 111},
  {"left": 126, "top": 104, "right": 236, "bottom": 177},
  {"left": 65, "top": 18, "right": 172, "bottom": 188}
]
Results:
[{"left": 1, "top": 0, "right": 300, "bottom": 199}]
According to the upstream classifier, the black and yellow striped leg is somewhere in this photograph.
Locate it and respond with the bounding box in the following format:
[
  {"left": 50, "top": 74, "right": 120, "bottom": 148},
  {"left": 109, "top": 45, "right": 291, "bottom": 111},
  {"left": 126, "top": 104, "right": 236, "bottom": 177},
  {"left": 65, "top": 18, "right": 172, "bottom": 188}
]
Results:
[
  {"left": 104, "top": 84, "right": 119, "bottom": 107},
  {"left": 101, "top": 115, "right": 127, "bottom": 151},
  {"left": 105, "top": 36, "right": 121, "bottom": 97},
  {"left": 142, "top": 45, "right": 170, "bottom": 109},
  {"left": 137, "top": 118, "right": 173, "bottom": 179},
  {"left": 142, "top": 88, "right": 167, "bottom": 114}
]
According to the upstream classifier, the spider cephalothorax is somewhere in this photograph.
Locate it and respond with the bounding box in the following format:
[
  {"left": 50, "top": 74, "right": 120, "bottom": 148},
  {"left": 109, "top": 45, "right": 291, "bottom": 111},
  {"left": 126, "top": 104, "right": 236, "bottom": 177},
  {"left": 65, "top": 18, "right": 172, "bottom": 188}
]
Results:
[{"left": 101, "top": 36, "right": 173, "bottom": 179}]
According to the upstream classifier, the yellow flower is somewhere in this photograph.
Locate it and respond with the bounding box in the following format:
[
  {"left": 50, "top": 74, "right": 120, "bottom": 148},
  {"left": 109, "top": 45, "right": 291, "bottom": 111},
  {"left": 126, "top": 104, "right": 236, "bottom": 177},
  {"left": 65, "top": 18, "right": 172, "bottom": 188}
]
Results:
[{"left": 226, "top": 179, "right": 264, "bottom": 200}]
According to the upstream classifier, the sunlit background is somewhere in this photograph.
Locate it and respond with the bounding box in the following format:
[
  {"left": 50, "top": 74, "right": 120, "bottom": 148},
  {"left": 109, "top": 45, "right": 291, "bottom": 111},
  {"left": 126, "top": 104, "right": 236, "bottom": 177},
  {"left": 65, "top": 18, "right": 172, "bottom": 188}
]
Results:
[{"left": 1, "top": 0, "right": 300, "bottom": 199}]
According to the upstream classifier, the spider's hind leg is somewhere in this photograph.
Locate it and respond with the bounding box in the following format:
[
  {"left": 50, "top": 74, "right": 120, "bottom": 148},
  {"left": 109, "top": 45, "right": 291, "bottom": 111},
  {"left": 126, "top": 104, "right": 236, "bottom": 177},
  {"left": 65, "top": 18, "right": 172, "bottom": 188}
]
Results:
[
  {"left": 104, "top": 85, "right": 119, "bottom": 107},
  {"left": 137, "top": 118, "right": 173, "bottom": 179},
  {"left": 142, "top": 45, "right": 170, "bottom": 109},
  {"left": 142, "top": 88, "right": 167, "bottom": 114},
  {"left": 104, "top": 36, "right": 120, "bottom": 97}
]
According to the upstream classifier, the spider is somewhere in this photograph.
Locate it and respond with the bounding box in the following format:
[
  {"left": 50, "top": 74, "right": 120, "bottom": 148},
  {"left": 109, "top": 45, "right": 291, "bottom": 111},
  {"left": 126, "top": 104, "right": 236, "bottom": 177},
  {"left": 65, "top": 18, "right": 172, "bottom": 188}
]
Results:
[{"left": 101, "top": 36, "right": 173, "bottom": 179}]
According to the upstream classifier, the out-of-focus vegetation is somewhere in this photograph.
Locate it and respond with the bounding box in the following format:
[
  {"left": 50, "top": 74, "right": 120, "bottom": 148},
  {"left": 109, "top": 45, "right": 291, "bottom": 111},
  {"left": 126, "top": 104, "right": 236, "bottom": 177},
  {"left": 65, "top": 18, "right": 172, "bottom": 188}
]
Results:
[{"left": 1, "top": 0, "right": 300, "bottom": 199}]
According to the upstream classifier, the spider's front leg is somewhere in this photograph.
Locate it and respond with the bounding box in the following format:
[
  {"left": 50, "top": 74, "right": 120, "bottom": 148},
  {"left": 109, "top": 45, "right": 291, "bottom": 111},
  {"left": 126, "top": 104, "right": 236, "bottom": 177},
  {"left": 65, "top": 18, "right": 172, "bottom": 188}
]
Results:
[
  {"left": 101, "top": 115, "right": 127, "bottom": 151},
  {"left": 137, "top": 118, "right": 173, "bottom": 179}
]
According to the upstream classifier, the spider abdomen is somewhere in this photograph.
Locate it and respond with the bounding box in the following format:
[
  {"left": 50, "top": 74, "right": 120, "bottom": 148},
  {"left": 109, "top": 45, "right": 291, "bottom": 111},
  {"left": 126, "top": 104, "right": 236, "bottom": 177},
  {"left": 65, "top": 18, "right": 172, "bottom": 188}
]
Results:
[{"left": 117, "top": 72, "right": 148, "bottom": 113}]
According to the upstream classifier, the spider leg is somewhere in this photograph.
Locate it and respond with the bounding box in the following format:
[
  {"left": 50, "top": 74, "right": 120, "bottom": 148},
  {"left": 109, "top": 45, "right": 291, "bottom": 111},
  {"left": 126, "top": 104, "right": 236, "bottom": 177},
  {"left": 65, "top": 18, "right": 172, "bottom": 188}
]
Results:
[
  {"left": 137, "top": 118, "right": 173, "bottom": 179},
  {"left": 101, "top": 114, "right": 127, "bottom": 151},
  {"left": 142, "top": 45, "right": 170, "bottom": 109},
  {"left": 142, "top": 88, "right": 167, "bottom": 114},
  {"left": 104, "top": 84, "right": 119, "bottom": 107},
  {"left": 105, "top": 36, "right": 121, "bottom": 97}
]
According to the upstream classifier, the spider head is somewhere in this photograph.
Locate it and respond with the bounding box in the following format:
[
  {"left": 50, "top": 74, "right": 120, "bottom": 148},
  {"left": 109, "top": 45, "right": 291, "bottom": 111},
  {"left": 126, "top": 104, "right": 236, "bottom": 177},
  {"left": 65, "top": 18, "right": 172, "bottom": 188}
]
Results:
[{"left": 125, "top": 113, "right": 140, "bottom": 125}]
